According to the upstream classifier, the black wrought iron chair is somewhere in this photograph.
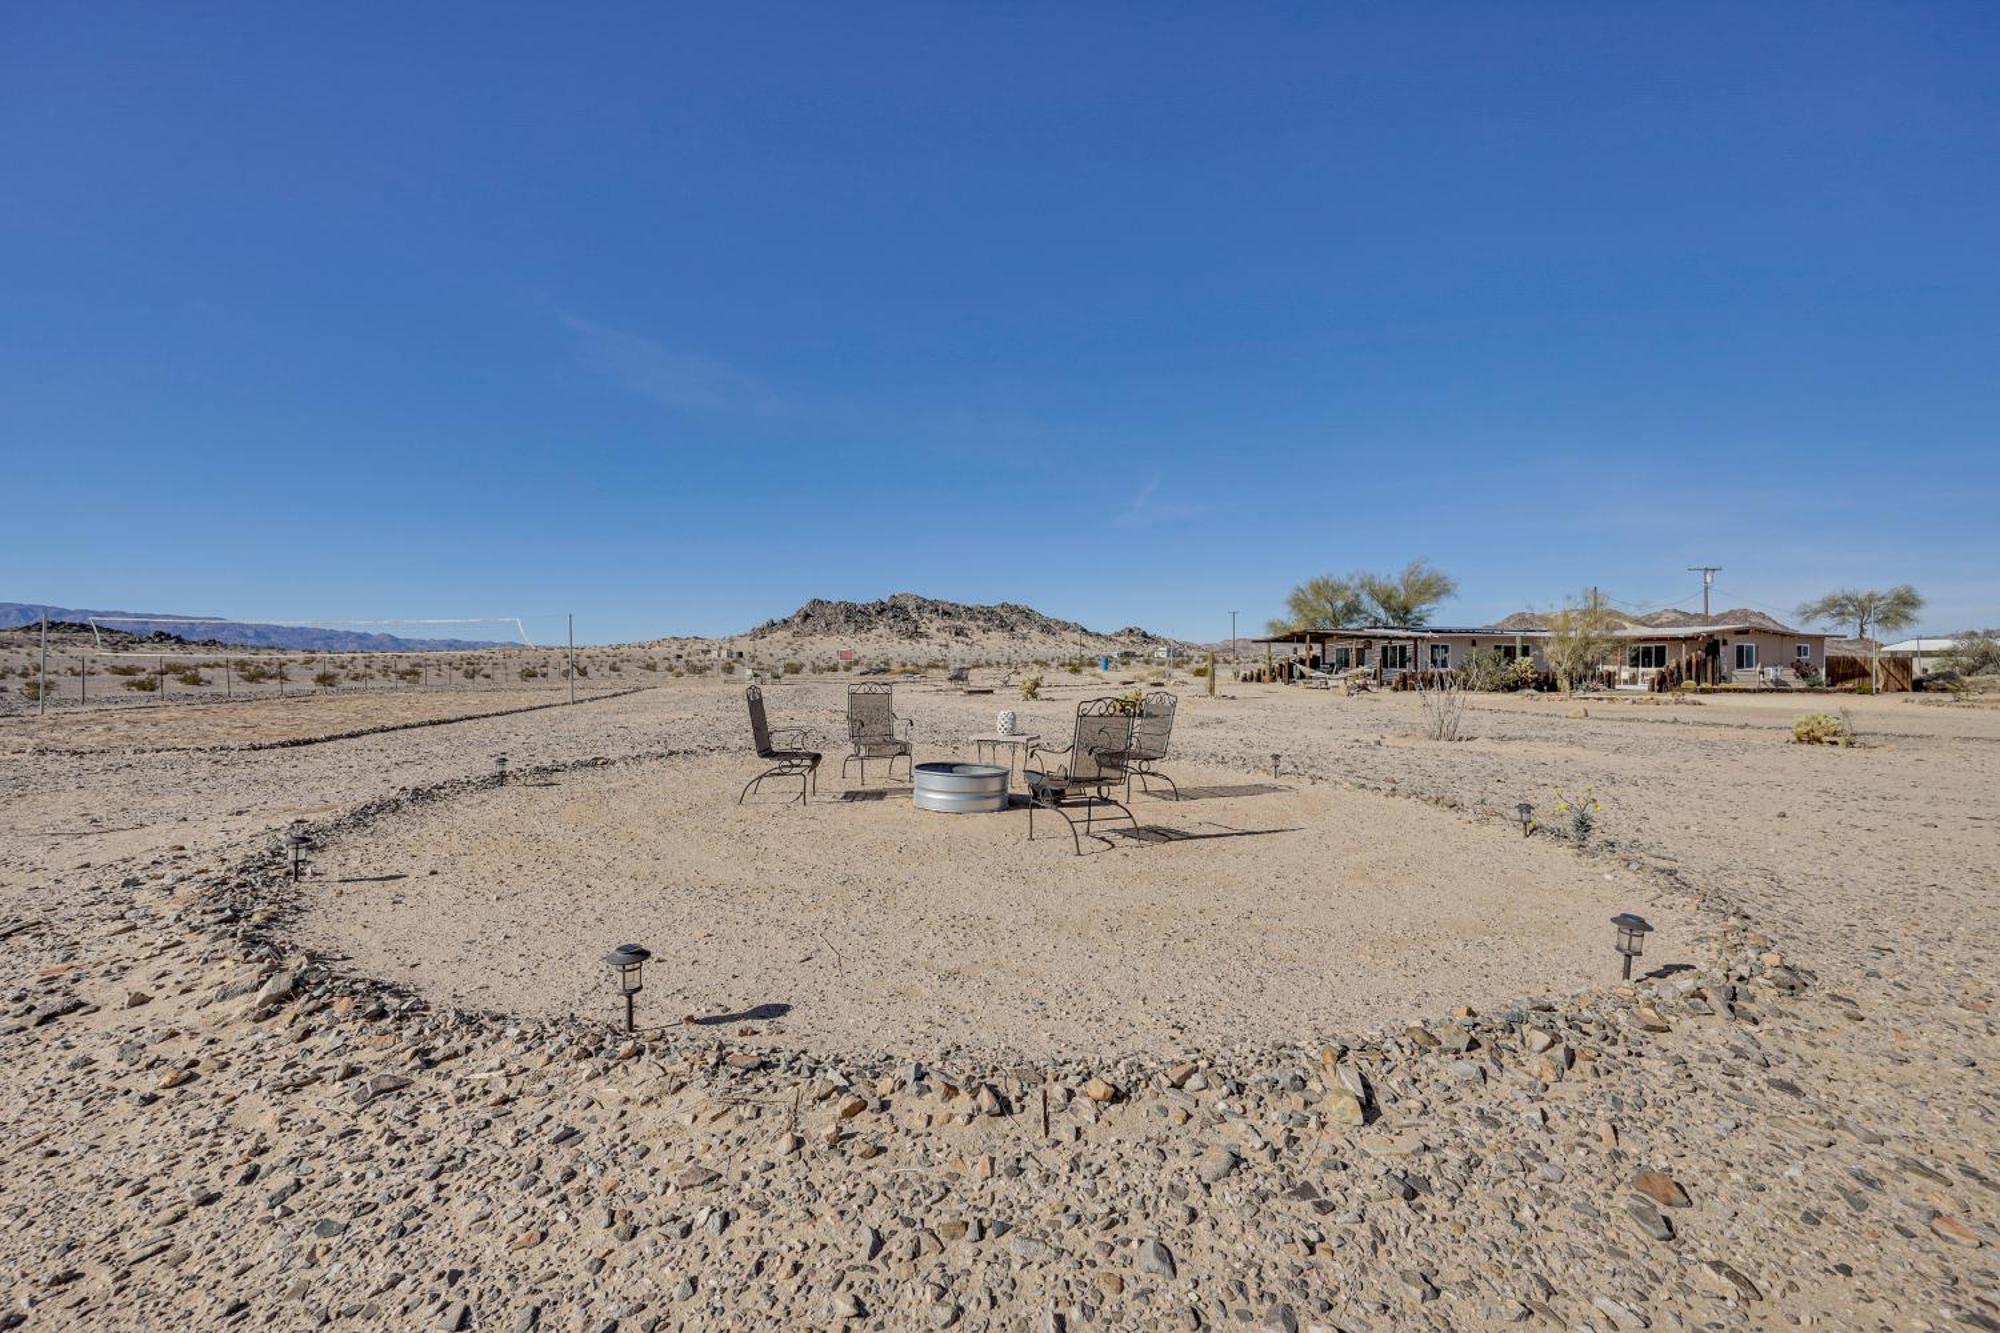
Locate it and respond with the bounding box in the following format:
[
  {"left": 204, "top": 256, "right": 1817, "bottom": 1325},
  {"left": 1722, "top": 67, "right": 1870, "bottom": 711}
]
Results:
[
  {"left": 843, "top": 682, "right": 914, "bottom": 783},
  {"left": 1114, "top": 690, "right": 1179, "bottom": 801},
  {"left": 1024, "top": 698, "right": 1138, "bottom": 854},
  {"left": 740, "top": 685, "right": 820, "bottom": 805}
]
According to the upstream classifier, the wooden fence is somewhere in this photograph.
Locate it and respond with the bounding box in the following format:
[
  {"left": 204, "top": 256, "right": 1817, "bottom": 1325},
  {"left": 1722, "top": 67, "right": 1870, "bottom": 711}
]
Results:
[{"left": 1826, "top": 653, "right": 1913, "bottom": 692}]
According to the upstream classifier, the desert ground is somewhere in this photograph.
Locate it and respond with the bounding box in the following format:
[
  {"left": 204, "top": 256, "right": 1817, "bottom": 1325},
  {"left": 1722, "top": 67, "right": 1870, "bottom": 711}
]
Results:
[{"left": 1, "top": 672, "right": 1994, "bottom": 1331}]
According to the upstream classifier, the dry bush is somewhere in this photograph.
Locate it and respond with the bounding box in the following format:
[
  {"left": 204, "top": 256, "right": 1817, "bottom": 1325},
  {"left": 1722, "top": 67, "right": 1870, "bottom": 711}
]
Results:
[
  {"left": 1792, "top": 712, "right": 1852, "bottom": 746},
  {"left": 1416, "top": 671, "right": 1468, "bottom": 741}
]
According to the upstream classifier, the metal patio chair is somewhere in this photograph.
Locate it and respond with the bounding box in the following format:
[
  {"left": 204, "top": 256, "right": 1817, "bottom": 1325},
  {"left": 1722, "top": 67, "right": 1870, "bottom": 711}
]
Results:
[
  {"left": 740, "top": 685, "right": 821, "bottom": 805},
  {"left": 843, "top": 682, "right": 914, "bottom": 783},
  {"left": 1024, "top": 697, "right": 1138, "bottom": 854},
  {"left": 1115, "top": 690, "right": 1179, "bottom": 802}
]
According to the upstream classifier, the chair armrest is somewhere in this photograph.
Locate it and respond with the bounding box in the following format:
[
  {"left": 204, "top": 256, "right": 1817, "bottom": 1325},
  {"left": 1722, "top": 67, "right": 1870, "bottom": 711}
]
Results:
[
  {"left": 771, "top": 725, "right": 811, "bottom": 748},
  {"left": 895, "top": 714, "right": 916, "bottom": 740}
]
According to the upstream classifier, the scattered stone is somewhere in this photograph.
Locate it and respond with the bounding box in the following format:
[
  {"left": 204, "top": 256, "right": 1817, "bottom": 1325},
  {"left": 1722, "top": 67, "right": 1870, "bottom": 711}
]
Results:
[{"left": 1631, "top": 1169, "right": 1690, "bottom": 1208}]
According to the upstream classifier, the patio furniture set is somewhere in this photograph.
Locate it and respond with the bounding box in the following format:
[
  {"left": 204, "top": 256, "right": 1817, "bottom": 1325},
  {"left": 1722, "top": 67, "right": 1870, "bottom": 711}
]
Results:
[{"left": 739, "top": 684, "right": 1181, "bottom": 854}]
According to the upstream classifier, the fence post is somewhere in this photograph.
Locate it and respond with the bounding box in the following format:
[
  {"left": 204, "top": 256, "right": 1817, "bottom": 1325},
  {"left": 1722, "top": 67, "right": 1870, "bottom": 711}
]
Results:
[
  {"left": 568, "top": 614, "right": 576, "bottom": 704},
  {"left": 38, "top": 611, "right": 48, "bottom": 716}
]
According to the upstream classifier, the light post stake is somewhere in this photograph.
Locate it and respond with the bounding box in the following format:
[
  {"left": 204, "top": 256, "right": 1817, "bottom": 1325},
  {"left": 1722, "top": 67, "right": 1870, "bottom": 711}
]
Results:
[
  {"left": 1611, "top": 913, "right": 1653, "bottom": 981},
  {"left": 603, "top": 944, "right": 651, "bottom": 1033}
]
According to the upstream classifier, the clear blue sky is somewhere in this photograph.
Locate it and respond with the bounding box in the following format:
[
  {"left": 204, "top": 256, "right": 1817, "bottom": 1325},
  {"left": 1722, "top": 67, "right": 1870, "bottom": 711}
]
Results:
[{"left": 4, "top": 4, "right": 1996, "bottom": 644}]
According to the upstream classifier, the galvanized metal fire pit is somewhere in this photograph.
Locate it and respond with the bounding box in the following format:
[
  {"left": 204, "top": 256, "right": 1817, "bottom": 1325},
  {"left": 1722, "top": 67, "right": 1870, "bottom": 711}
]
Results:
[{"left": 912, "top": 761, "right": 1010, "bottom": 814}]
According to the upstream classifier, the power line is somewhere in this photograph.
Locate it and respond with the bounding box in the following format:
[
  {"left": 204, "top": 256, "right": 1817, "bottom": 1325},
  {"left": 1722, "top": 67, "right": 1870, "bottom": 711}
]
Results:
[{"left": 1687, "top": 566, "right": 1723, "bottom": 619}]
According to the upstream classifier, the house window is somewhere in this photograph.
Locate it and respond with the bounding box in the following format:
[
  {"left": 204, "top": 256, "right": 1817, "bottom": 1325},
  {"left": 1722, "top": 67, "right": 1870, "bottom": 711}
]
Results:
[
  {"left": 1331, "top": 646, "right": 1351, "bottom": 671},
  {"left": 1734, "top": 643, "right": 1758, "bottom": 671},
  {"left": 1498, "top": 644, "right": 1533, "bottom": 662},
  {"left": 1796, "top": 644, "right": 1811, "bottom": 661},
  {"left": 1628, "top": 644, "right": 1667, "bottom": 670},
  {"left": 1380, "top": 644, "right": 1412, "bottom": 671},
  {"left": 1429, "top": 643, "right": 1451, "bottom": 669}
]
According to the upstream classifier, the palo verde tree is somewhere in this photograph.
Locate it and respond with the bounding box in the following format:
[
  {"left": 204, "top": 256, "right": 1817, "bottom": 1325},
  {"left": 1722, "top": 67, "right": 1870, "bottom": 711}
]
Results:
[
  {"left": 1357, "top": 559, "right": 1459, "bottom": 627},
  {"left": 1267, "top": 575, "right": 1367, "bottom": 635},
  {"left": 1542, "top": 588, "right": 1623, "bottom": 692},
  {"left": 1796, "top": 584, "right": 1924, "bottom": 691},
  {"left": 1268, "top": 560, "right": 1458, "bottom": 634}
]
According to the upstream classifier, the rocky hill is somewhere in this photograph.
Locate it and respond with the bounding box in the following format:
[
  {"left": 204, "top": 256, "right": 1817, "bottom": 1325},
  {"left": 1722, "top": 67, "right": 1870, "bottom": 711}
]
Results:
[
  {"left": 647, "top": 594, "right": 1193, "bottom": 665},
  {"left": 1493, "top": 605, "right": 1803, "bottom": 633}
]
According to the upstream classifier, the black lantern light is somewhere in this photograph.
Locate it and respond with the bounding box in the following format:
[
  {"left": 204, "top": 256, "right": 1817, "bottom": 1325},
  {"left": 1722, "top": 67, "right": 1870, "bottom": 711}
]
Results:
[
  {"left": 285, "top": 831, "right": 312, "bottom": 883},
  {"left": 1270, "top": 752, "right": 1281, "bottom": 779},
  {"left": 494, "top": 754, "right": 509, "bottom": 785},
  {"left": 1516, "top": 802, "right": 1535, "bottom": 838},
  {"left": 603, "top": 943, "right": 652, "bottom": 1033},
  {"left": 1610, "top": 912, "right": 1653, "bottom": 980}
]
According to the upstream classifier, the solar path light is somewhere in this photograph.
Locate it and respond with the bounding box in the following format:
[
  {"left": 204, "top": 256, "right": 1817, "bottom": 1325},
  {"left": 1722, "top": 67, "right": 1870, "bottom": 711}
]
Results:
[
  {"left": 1611, "top": 913, "right": 1653, "bottom": 981},
  {"left": 494, "top": 754, "right": 508, "bottom": 784},
  {"left": 1270, "top": 753, "right": 1281, "bottom": 779},
  {"left": 286, "top": 831, "right": 311, "bottom": 883},
  {"left": 603, "top": 943, "right": 652, "bottom": 1034},
  {"left": 1516, "top": 802, "right": 1535, "bottom": 838}
]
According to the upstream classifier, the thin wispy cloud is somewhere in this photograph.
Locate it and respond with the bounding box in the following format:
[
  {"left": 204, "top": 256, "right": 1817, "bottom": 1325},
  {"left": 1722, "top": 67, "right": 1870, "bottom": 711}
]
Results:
[
  {"left": 1114, "top": 474, "right": 1207, "bottom": 529},
  {"left": 563, "top": 315, "right": 779, "bottom": 416}
]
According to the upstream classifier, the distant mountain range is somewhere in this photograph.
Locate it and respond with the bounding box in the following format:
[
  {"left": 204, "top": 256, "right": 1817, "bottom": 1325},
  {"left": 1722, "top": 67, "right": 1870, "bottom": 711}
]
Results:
[
  {"left": 1492, "top": 605, "right": 1806, "bottom": 633},
  {"left": 5, "top": 593, "right": 1195, "bottom": 659},
  {"left": 0, "top": 603, "right": 506, "bottom": 653}
]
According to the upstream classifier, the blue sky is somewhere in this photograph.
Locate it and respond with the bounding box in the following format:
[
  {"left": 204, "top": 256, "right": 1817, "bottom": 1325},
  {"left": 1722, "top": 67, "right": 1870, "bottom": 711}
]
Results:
[{"left": 4, "top": 4, "right": 1996, "bottom": 644}]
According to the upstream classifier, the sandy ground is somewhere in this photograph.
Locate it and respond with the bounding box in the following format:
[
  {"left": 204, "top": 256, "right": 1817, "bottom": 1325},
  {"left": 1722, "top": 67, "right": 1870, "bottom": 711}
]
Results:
[
  {"left": 1, "top": 675, "right": 1994, "bottom": 1330},
  {"left": 300, "top": 756, "right": 1673, "bottom": 1058},
  {"left": 0, "top": 684, "right": 635, "bottom": 753}
]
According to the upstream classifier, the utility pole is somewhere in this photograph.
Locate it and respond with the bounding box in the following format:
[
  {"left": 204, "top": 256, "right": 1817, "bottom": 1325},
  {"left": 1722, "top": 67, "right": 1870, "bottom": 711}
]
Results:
[
  {"left": 1688, "top": 566, "right": 1722, "bottom": 619},
  {"left": 1229, "top": 611, "right": 1238, "bottom": 665},
  {"left": 568, "top": 613, "right": 577, "bottom": 704},
  {"left": 38, "top": 610, "right": 49, "bottom": 716}
]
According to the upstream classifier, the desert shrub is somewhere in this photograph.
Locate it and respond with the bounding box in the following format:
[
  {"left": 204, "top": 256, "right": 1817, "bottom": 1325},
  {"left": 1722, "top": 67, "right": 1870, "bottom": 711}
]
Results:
[
  {"left": 124, "top": 676, "right": 159, "bottom": 693},
  {"left": 1791, "top": 712, "right": 1852, "bottom": 746},
  {"left": 518, "top": 665, "right": 541, "bottom": 680},
  {"left": 1552, "top": 788, "right": 1600, "bottom": 844},
  {"left": 1942, "top": 633, "right": 2000, "bottom": 678},
  {"left": 313, "top": 670, "right": 338, "bottom": 688},
  {"left": 1852, "top": 681, "right": 1874, "bottom": 695},
  {"left": 1797, "top": 672, "right": 1826, "bottom": 689},
  {"left": 683, "top": 661, "right": 710, "bottom": 675},
  {"left": 174, "top": 670, "right": 208, "bottom": 687},
  {"left": 105, "top": 663, "right": 146, "bottom": 677},
  {"left": 783, "top": 662, "right": 803, "bottom": 675},
  {"left": 639, "top": 660, "right": 658, "bottom": 672},
  {"left": 1191, "top": 663, "right": 1209, "bottom": 677},
  {"left": 20, "top": 678, "right": 53, "bottom": 701},
  {"left": 1020, "top": 673, "right": 1043, "bottom": 701},
  {"left": 572, "top": 663, "right": 588, "bottom": 678},
  {"left": 461, "top": 667, "right": 481, "bottom": 680},
  {"left": 1110, "top": 688, "right": 1146, "bottom": 714},
  {"left": 1066, "top": 661, "right": 1083, "bottom": 675},
  {"left": 1460, "top": 648, "right": 1510, "bottom": 692},
  {"left": 235, "top": 663, "right": 272, "bottom": 683},
  {"left": 396, "top": 666, "right": 422, "bottom": 683},
  {"left": 1417, "top": 671, "right": 1468, "bottom": 740}
]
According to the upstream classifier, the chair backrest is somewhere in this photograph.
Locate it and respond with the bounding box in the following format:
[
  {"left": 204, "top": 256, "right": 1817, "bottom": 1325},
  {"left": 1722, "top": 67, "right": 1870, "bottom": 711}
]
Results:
[
  {"left": 1069, "top": 697, "right": 1135, "bottom": 783},
  {"left": 847, "top": 683, "right": 895, "bottom": 741},
  {"left": 1129, "top": 691, "right": 1177, "bottom": 761},
  {"left": 746, "top": 685, "right": 775, "bottom": 756}
]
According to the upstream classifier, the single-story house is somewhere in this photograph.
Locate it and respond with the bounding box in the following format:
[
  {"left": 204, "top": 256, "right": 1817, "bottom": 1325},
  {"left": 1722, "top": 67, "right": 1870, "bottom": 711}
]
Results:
[{"left": 1258, "top": 611, "right": 1829, "bottom": 690}]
